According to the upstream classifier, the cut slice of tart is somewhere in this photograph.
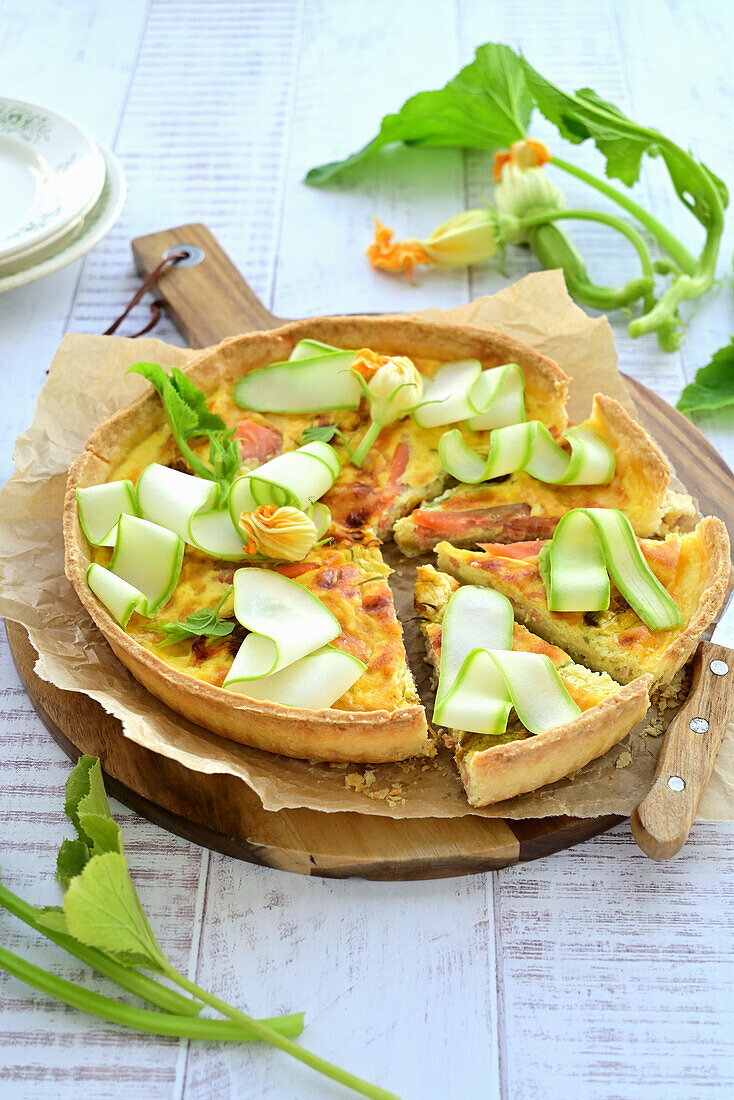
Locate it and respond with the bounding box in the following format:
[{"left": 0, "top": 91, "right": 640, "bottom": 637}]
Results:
[
  {"left": 435, "top": 514, "right": 730, "bottom": 688},
  {"left": 415, "top": 565, "right": 652, "bottom": 807},
  {"left": 394, "top": 394, "right": 698, "bottom": 555}
]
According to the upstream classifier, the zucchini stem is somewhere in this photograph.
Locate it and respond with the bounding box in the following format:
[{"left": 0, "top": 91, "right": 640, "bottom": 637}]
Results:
[{"left": 550, "top": 155, "right": 697, "bottom": 275}]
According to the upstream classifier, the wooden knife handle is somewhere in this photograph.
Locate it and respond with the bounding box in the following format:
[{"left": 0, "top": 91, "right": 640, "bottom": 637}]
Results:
[
  {"left": 631, "top": 640, "right": 734, "bottom": 859},
  {"left": 131, "top": 223, "right": 282, "bottom": 347}
]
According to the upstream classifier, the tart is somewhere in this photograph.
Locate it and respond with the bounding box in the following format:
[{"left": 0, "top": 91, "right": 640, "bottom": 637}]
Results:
[
  {"left": 415, "top": 565, "right": 652, "bottom": 806},
  {"left": 65, "top": 316, "right": 567, "bottom": 764},
  {"left": 394, "top": 393, "right": 697, "bottom": 556},
  {"left": 435, "top": 515, "right": 730, "bottom": 688},
  {"left": 63, "top": 312, "right": 729, "bottom": 797}
]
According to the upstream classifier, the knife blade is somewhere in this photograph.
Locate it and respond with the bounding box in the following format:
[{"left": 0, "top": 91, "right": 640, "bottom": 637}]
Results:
[
  {"left": 711, "top": 589, "right": 734, "bottom": 649},
  {"left": 631, "top": 585, "right": 734, "bottom": 860}
]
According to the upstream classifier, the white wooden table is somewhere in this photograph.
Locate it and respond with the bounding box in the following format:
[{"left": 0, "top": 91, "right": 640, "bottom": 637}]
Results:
[{"left": 2, "top": 2, "right": 734, "bottom": 1097}]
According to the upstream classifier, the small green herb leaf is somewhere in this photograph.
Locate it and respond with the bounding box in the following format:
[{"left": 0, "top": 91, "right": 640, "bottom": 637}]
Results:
[
  {"left": 299, "top": 424, "right": 341, "bottom": 444},
  {"left": 305, "top": 43, "right": 531, "bottom": 184},
  {"left": 128, "top": 363, "right": 241, "bottom": 496},
  {"left": 169, "top": 366, "right": 227, "bottom": 434},
  {"left": 207, "top": 430, "right": 242, "bottom": 498},
  {"left": 677, "top": 339, "right": 734, "bottom": 414},
  {"left": 299, "top": 424, "right": 356, "bottom": 463},
  {"left": 149, "top": 587, "right": 235, "bottom": 647}
]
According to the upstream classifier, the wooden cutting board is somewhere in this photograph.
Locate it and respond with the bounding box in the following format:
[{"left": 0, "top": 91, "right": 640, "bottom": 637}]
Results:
[{"left": 7, "top": 223, "right": 734, "bottom": 880}]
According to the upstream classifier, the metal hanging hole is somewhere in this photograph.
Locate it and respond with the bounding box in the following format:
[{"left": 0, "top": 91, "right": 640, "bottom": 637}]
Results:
[{"left": 162, "top": 244, "right": 205, "bottom": 267}]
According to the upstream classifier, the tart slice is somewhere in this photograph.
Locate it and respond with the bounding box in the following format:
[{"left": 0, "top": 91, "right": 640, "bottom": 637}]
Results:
[
  {"left": 415, "top": 566, "right": 652, "bottom": 807},
  {"left": 394, "top": 394, "right": 697, "bottom": 555},
  {"left": 435, "top": 514, "right": 730, "bottom": 688}
]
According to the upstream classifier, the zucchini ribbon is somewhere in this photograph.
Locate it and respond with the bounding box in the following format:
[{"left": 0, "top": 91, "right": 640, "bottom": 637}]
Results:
[
  {"left": 539, "top": 508, "right": 683, "bottom": 629},
  {"left": 235, "top": 341, "right": 528, "bottom": 436},
  {"left": 233, "top": 341, "right": 362, "bottom": 413},
  {"left": 223, "top": 569, "right": 365, "bottom": 708},
  {"left": 434, "top": 586, "right": 580, "bottom": 737},
  {"left": 439, "top": 421, "right": 615, "bottom": 486},
  {"left": 412, "top": 359, "right": 525, "bottom": 430}
]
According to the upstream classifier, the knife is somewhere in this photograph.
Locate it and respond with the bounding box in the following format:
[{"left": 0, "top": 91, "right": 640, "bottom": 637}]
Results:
[{"left": 631, "top": 589, "right": 734, "bottom": 859}]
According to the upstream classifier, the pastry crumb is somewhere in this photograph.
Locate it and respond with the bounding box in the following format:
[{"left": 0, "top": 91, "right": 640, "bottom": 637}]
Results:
[
  {"left": 343, "top": 769, "right": 404, "bottom": 803},
  {"left": 642, "top": 664, "right": 691, "bottom": 739},
  {"left": 615, "top": 750, "right": 632, "bottom": 769}
]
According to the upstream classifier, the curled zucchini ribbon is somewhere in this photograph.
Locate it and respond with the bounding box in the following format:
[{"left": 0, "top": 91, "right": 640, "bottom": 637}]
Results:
[
  {"left": 78, "top": 443, "right": 337, "bottom": 568},
  {"left": 228, "top": 441, "right": 339, "bottom": 540},
  {"left": 233, "top": 340, "right": 362, "bottom": 413},
  {"left": 434, "top": 586, "right": 580, "bottom": 737},
  {"left": 539, "top": 508, "right": 683, "bottom": 630},
  {"left": 86, "top": 515, "right": 184, "bottom": 628},
  {"left": 439, "top": 421, "right": 615, "bottom": 486},
  {"left": 76, "top": 480, "right": 140, "bottom": 547},
  {"left": 413, "top": 359, "right": 525, "bottom": 430},
  {"left": 223, "top": 568, "right": 365, "bottom": 708}
]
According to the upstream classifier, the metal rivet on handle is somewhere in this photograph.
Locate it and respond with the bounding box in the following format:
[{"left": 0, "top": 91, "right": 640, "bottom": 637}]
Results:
[
  {"left": 690, "top": 717, "right": 709, "bottom": 734},
  {"left": 710, "top": 659, "right": 729, "bottom": 676},
  {"left": 667, "top": 776, "right": 686, "bottom": 792},
  {"left": 162, "top": 244, "right": 205, "bottom": 267}
]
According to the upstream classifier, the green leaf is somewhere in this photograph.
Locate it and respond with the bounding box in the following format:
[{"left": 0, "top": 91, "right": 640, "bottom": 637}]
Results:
[
  {"left": 305, "top": 43, "right": 532, "bottom": 184},
  {"left": 61, "top": 755, "right": 123, "bottom": 860},
  {"left": 63, "top": 851, "right": 168, "bottom": 972},
  {"left": 522, "top": 67, "right": 655, "bottom": 187},
  {"left": 128, "top": 363, "right": 240, "bottom": 491},
  {"left": 523, "top": 64, "right": 727, "bottom": 226},
  {"left": 56, "top": 839, "right": 90, "bottom": 888},
  {"left": 64, "top": 755, "right": 113, "bottom": 843},
  {"left": 677, "top": 339, "right": 734, "bottom": 414},
  {"left": 34, "top": 905, "right": 70, "bottom": 935},
  {"left": 207, "top": 430, "right": 242, "bottom": 499},
  {"left": 299, "top": 425, "right": 340, "bottom": 445},
  {"left": 169, "top": 367, "right": 227, "bottom": 436},
  {"left": 63, "top": 755, "right": 102, "bottom": 843},
  {"left": 129, "top": 362, "right": 199, "bottom": 439},
  {"left": 149, "top": 588, "right": 235, "bottom": 647}
]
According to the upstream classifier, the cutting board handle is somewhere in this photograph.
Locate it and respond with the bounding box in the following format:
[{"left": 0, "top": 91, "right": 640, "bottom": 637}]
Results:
[{"left": 131, "top": 223, "right": 283, "bottom": 347}]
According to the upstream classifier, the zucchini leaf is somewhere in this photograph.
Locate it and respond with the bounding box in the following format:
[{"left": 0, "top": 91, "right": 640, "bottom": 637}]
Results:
[
  {"left": 523, "top": 62, "right": 728, "bottom": 222},
  {"left": 677, "top": 338, "right": 734, "bottom": 414},
  {"left": 305, "top": 43, "right": 531, "bottom": 184}
]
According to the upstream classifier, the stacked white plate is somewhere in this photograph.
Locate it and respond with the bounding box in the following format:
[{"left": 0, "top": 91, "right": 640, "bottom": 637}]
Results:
[{"left": 0, "top": 97, "right": 126, "bottom": 293}]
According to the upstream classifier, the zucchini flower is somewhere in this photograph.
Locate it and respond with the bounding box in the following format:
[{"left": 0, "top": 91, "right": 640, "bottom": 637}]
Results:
[
  {"left": 368, "top": 210, "right": 501, "bottom": 278},
  {"left": 492, "top": 138, "right": 551, "bottom": 180},
  {"left": 240, "top": 504, "right": 318, "bottom": 561},
  {"left": 352, "top": 356, "right": 423, "bottom": 466},
  {"left": 494, "top": 163, "right": 565, "bottom": 234},
  {"left": 367, "top": 356, "right": 423, "bottom": 425}
]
